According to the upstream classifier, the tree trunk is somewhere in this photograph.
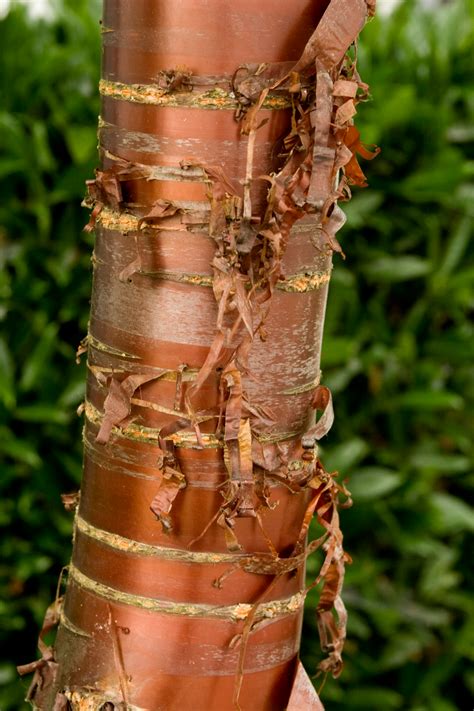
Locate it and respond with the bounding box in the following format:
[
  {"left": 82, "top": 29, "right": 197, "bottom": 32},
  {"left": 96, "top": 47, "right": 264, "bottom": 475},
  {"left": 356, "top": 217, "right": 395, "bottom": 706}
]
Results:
[{"left": 20, "top": 1, "right": 377, "bottom": 709}]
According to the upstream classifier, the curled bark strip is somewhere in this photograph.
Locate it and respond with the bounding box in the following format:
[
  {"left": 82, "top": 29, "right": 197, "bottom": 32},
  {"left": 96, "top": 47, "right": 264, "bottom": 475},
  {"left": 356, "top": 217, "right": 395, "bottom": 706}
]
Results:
[
  {"left": 102, "top": 148, "right": 208, "bottom": 182},
  {"left": 137, "top": 198, "right": 181, "bottom": 228},
  {"left": 302, "top": 385, "right": 335, "bottom": 448},
  {"left": 149, "top": 444, "right": 186, "bottom": 534},
  {"left": 96, "top": 372, "right": 169, "bottom": 444},
  {"left": 343, "top": 125, "right": 381, "bottom": 187},
  {"left": 18, "top": 597, "right": 62, "bottom": 707},
  {"left": 149, "top": 420, "right": 195, "bottom": 533},
  {"left": 288, "top": 0, "right": 369, "bottom": 75},
  {"left": 83, "top": 164, "right": 129, "bottom": 232},
  {"left": 303, "top": 466, "right": 353, "bottom": 680},
  {"left": 153, "top": 67, "right": 193, "bottom": 94},
  {"left": 333, "top": 78, "right": 358, "bottom": 97},
  {"left": 149, "top": 467, "right": 185, "bottom": 534},
  {"left": 307, "top": 68, "right": 334, "bottom": 209},
  {"left": 85, "top": 399, "right": 222, "bottom": 448},
  {"left": 60, "top": 492, "right": 80, "bottom": 512}
]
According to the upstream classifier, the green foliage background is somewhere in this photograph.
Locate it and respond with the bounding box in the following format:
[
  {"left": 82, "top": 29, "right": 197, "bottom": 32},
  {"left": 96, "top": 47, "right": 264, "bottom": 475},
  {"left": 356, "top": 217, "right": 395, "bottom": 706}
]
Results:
[{"left": 0, "top": 1, "right": 472, "bottom": 709}]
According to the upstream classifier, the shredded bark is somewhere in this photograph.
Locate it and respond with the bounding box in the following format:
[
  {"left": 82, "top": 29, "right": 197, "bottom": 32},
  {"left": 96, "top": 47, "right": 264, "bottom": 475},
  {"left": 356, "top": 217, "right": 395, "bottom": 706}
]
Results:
[{"left": 24, "top": 1, "right": 378, "bottom": 708}]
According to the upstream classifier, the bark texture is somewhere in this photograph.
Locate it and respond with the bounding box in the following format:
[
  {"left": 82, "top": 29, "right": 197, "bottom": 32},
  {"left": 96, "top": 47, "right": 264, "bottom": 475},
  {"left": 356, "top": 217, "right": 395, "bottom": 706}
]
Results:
[{"left": 20, "top": 1, "right": 378, "bottom": 709}]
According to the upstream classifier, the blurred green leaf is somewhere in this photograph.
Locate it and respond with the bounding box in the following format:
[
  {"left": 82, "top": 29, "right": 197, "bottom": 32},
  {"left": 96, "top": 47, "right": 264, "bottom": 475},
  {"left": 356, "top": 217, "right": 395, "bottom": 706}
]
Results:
[
  {"left": 64, "top": 125, "right": 97, "bottom": 164},
  {"left": 343, "top": 687, "right": 404, "bottom": 709},
  {"left": 0, "top": 438, "right": 41, "bottom": 469},
  {"left": 395, "top": 390, "right": 464, "bottom": 411},
  {"left": 14, "top": 404, "right": 70, "bottom": 425},
  {"left": 350, "top": 468, "right": 402, "bottom": 501},
  {"left": 0, "top": 337, "right": 15, "bottom": 409},
  {"left": 363, "top": 256, "right": 431, "bottom": 282},
  {"left": 322, "top": 337, "right": 357, "bottom": 367},
  {"left": 429, "top": 492, "right": 474, "bottom": 534},
  {"left": 19, "top": 323, "right": 58, "bottom": 393},
  {"left": 380, "top": 633, "right": 424, "bottom": 669},
  {"left": 409, "top": 451, "right": 471, "bottom": 474},
  {"left": 399, "top": 149, "right": 465, "bottom": 202},
  {"left": 322, "top": 438, "right": 369, "bottom": 472},
  {"left": 436, "top": 216, "right": 472, "bottom": 276}
]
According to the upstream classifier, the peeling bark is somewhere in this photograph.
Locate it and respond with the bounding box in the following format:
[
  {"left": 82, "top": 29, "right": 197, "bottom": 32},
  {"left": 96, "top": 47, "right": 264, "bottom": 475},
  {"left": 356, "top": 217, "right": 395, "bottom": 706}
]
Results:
[{"left": 20, "top": 1, "right": 377, "bottom": 709}]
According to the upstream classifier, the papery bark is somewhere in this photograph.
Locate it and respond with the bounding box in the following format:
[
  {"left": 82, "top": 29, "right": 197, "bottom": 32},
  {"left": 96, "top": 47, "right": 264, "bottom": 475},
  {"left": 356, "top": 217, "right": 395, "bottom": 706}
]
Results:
[{"left": 20, "top": 1, "right": 376, "bottom": 709}]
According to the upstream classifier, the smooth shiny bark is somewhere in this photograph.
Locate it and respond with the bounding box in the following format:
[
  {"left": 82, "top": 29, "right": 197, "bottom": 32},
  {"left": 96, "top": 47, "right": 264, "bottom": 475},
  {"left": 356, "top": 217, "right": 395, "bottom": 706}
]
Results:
[{"left": 21, "top": 1, "right": 376, "bottom": 709}]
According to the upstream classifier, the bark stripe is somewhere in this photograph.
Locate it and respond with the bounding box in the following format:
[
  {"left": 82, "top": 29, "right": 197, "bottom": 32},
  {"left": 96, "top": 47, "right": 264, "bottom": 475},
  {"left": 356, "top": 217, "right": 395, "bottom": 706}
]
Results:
[
  {"left": 76, "top": 515, "right": 257, "bottom": 564},
  {"left": 68, "top": 563, "right": 305, "bottom": 621},
  {"left": 83, "top": 400, "right": 312, "bottom": 447},
  {"left": 96, "top": 204, "right": 329, "bottom": 235},
  {"left": 99, "top": 79, "right": 291, "bottom": 110},
  {"left": 84, "top": 400, "right": 222, "bottom": 447}
]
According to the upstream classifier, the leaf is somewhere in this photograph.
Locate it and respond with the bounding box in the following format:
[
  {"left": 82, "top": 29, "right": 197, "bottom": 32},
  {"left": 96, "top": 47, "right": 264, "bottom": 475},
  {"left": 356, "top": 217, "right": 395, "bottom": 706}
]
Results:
[
  {"left": 0, "top": 337, "right": 15, "bottom": 409},
  {"left": 30, "top": 120, "right": 56, "bottom": 172},
  {"left": 409, "top": 451, "right": 470, "bottom": 474},
  {"left": 436, "top": 215, "right": 472, "bottom": 276},
  {"left": 395, "top": 390, "right": 463, "bottom": 411},
  {"left": 14, "top": 404, "right": 70, "bottom": 425},
  {"left": 429, "top": 492, "right": 474, "bottom": 534},
  {"left": 64, "top": 125, "right": 97, "bottom": 164},
  {"left": 399, "top": 148, "right": 465, "bottom": 202},
  {"left": 350, "top": 468, "right": 402, "bottom": 501},
  {"left": 0, "top": 438, "right": 41, "bottom": 468},
  {"left": 363, "top": 256, "right": 431, "bottom": 282},
  {"left": 19, "top": 323, "right": 58, "bottom": 392},
  {"left": 343, "top": 687, "right": 404, "bottom": 709},
  {"left": 342, "top": 191, "right": 383, "bottom": 229},
  {"left": 380, "top": 633, "right": 423, "bottom": 670},
  {"left": 322, "top": 337, "right": 357, "bottom": 367},
  {"left": 322, "top": 438, "right": 369, "bottom": 473},
  {"left": 57, "top": 379, "right": 86, "bottom": 408}
]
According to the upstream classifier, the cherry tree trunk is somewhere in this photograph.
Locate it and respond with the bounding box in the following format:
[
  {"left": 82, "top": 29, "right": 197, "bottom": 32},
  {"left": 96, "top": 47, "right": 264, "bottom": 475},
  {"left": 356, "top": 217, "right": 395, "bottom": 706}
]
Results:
[{"left": 20, "top": 1, "right": 377, "bottom": 709}]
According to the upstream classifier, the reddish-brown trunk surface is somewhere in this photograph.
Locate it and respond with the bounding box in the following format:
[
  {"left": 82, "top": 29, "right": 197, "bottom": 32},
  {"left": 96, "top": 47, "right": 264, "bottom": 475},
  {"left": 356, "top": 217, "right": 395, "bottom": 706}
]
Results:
[{"left": 20, "top": 2, "right": 377, "bottom": 709}]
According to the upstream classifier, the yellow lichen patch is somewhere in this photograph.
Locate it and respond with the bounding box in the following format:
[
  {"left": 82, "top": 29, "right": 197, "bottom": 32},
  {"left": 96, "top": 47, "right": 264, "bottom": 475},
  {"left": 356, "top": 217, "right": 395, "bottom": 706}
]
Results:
[
  {"left": 99, "top": 79, "right": 291, "bottom": 111},
  {"left": 167, "top": 429, "right": 223, "bottom": 449},
  {"left": 98, "top": 207, "right": 140, "bottom": 234},
  {"left": 278, "top": 270, "right": 332, "bottom": 293},
  {"left": 96, "top": 205, "right": 208, "bottom": 234},
  {"left": 182, "top": 273, "right": 214, "bottom": 286},
  {"left": 64, "top": 690, "right": 108, "bottom": 710},
  {"left": 63, "top": 689, "right": 145, "bottom": 711},
  {"left": 139, "top": 270, "right": 213, "bottom": 287},
  {"left": 233, "top": 604, "right": 253, "bottom": 620}
]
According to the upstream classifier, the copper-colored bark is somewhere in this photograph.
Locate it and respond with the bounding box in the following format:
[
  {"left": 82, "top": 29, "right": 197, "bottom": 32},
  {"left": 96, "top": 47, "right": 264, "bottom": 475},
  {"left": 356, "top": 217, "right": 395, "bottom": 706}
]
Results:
[{"left": 20, "top": 1, "right": 377, "bottom": 709}]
